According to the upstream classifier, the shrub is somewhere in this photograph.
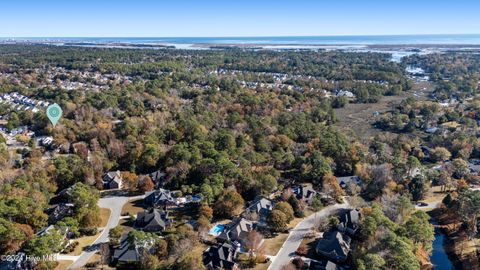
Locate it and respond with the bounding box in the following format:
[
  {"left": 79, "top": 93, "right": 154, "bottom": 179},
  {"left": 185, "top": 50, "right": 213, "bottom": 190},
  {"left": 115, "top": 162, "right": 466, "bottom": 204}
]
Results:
[
  {"left": 296, "top": 245, "right": 308, "bottom": 256},
  {"left": 292, "top": 257, "right": 305, "bottom": 269},
  {"left": 61, "top": 241, "right": 79, "bottom": 253}
]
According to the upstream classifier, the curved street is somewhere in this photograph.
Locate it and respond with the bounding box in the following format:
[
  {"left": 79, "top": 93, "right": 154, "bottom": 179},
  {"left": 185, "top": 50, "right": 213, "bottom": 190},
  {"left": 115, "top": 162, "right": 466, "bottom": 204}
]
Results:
[
  {"left": 267, "top": 199, "right": 350, "bottom": 270},
  {"left": 67, "top": 194, "right": 144, "bottom": 270}
]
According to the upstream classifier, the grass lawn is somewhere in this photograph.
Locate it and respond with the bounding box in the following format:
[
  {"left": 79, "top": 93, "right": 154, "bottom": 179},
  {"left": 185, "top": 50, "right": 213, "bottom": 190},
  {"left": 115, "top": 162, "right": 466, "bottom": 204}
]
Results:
[
  {"left": 416, "top": 186, "right": 449, "bottom": 211},
  {"left": 247, "top": 261, "right": 271, "bottom": 270},
  {"left": 118, "top": 218, "right": 135, "bottom": 233},
  {"left": 423, "top": 192, "right": 446, "bottom": 203},
  {"left": 215, "top": 218, "right": 232, "bottom": 225},
  {"left": 304, "top": 208, "right": 315, "bottom": 217},
  {"left": 85, "top": 253, "right": 115, "bottom": 270},
  {"left": 241, "top": 258, "right": 271, "bottom": 270},
  {"left": 100, "top": 208, "right": 111, "bottom": 227},
  {"left": 298, "top": 234, "right": 319, "bottom": 259},
  {"left": 88, "top": 253, "right": 100, "bottom": 264},
  {"left": 170, "top": 205, "right": 200, "bottom": 227},
  {"left": 237, "top": 253, "right": 271, "bottom": 270},
  {"left": 333, "top": 81, "right": 433, "bottom": 142},
  {"left": 54, "top": 260, "right": 73, "bottom": 270},
  {"left": 262, "top": 233, "right": 288, "bottom": 256},
  {"left": 289, "top": 217, "right": 303, "bottom": 228},
  {"left": 121, "top": 199, "right": 145, "bottom": 216},
  {"left": 67, "top": 232, "right": 101, "bottom": 256},
  {"left": 449, "top": 236, "right": 477, "bottom": 258}
]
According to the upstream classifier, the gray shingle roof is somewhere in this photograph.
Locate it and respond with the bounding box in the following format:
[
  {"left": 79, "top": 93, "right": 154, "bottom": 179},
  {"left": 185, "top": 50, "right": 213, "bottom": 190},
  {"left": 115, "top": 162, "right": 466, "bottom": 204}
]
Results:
[
  {"left": 338, "top": 209, "right": 360, "bottom": 235},
  {"left": 144, "top": 189, "right": 175, "bottom": 206},
  {"left": 113, "top": 235, "right": 141, "bottom": 263},
  {"left": 203, "top": 243, "right": 238, "bottom": 269},
  {"left": 315, "top": 231, "right": 351, "bottom": 262},
  {"left": 246, "top": 197, "right": 274, "bottom": 221},
  {"left": 102, "top": 170, "right": 122, "bottom": 188},
  {"left": 248, "top": 197, "right": 274, "bottom": 214},
  {"left": 309, "top": 259, "right": 339, "bottom": 270},
  {"left": 336, "top": 176, "right": 362, "bottom": 188},
  {"left": 218, "top": 218, "right": 255, "bottom": 245},
  {"left": 135, "top": 208, "right": 170, "bottom": 232}
]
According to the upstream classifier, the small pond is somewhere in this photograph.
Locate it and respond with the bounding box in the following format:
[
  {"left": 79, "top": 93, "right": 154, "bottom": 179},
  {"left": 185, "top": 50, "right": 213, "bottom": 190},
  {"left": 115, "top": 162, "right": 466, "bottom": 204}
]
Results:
[{"left": 430, "top": 220, "right": 455, "bottom": 270}]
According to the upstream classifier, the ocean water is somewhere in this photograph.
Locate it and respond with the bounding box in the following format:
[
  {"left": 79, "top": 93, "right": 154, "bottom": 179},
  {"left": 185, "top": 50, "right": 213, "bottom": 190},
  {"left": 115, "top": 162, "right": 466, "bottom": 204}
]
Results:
[{"left": 3, "top": 34, "right": 480, "bottom": 45}]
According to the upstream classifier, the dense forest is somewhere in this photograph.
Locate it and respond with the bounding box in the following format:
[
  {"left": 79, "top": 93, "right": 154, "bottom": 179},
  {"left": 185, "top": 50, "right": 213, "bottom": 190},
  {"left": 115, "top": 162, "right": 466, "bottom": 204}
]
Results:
[{"left": 1, "top": 45, "right": 479, "bottom": 270}]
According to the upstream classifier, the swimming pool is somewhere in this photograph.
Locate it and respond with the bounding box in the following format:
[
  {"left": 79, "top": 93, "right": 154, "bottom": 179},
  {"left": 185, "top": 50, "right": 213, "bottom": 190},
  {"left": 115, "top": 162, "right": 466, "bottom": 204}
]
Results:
[{"left": 209, "top": 224, "right": 225, "bottom": 236}]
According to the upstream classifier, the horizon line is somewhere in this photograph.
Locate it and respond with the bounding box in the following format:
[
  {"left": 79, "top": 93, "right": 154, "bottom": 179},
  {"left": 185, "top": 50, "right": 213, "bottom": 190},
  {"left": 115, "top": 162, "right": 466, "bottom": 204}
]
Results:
[{"left": 2, "top": 33, "right": 480, "bottom": 39}]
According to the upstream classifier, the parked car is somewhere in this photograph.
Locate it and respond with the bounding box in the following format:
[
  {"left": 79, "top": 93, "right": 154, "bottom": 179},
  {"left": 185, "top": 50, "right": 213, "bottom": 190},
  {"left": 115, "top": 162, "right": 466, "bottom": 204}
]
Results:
[{"left": 416, "top": 202, "right": 428, "bottom": 207}]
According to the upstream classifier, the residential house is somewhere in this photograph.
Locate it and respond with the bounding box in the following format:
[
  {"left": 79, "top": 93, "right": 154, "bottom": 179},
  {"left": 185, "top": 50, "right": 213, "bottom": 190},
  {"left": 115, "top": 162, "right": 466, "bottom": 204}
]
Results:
[
  {"left": 144, "top": 189, "right": 176, "bottom": 208},
  {"left": 102, "top": 170, "right": 123, "bottom": 189},
  {"left": 37, "top": 136, "right": 54, "bottom": 147},
  {"left": 135, "top": 208, "right": 171, "bottom": 232},
  {"left": 37, "top": 225, "right": 56, "bottom": 236},
  {"left": 337, "top": 209, "right": 360, "bottom": 236},
  {"left": 336, "top": 176, "right": 362, "bottom": 190},
  {"left": 408, "top": 167, "right": 423, "bottom": 178},
  {"left": 149, "top": 169, "right": 166, "bottom": 188},
  {"left": 36, "top": 225, "right": 69, "bottom": 249},
  {"left": 217, "top": 218, "right": 260, "bottom": 248},
  {"left": 113, "top": 235, "right": 141, "bottom": 264},
  {"left": 318, "top": 193, "right": 336, "bottom": 206},
  {"left": 203, "top": 243, "right": 239, "bottom": 270},
  {"left": 54, "top": 183, "right": 80, "bottom": 203},
  {"left": 46, "top": 203, "right": 74, "bottom": 224},
  {"left": 293, "top": 183, "right": 317, "bottom": 204},
  {"left": 468, "top": 159, "right": 480, "bottom": 175},
  {"left": 315, "top": 231, "right": 351, "bottom": 262},
  {"left": 335, "top": 90, "right": 355, "bottom": 99},
  {"left": 243, "top": 196, "right": 274, "bottom": 226},
  {"left": 309, "top": 260, "right": 339, "bottom": 270}
]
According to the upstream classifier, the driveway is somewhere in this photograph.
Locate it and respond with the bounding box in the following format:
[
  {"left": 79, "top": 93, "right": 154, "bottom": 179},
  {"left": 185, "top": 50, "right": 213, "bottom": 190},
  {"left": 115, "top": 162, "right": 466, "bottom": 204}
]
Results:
[
  {"left": 268, "top": 200, "right": 350, "bottom": 270},
  {"left": 67, "top": 194, "right": 144, "bottom": 270},
  {"left": 415, "top": 200, "right": 442, "bottom": 210}
]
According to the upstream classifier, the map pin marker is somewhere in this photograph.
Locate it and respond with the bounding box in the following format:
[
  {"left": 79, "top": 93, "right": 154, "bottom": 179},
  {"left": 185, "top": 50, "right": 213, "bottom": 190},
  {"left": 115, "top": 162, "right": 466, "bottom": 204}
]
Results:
[{"left": 47, "top": 103, "right": 62, "bottom": 127}]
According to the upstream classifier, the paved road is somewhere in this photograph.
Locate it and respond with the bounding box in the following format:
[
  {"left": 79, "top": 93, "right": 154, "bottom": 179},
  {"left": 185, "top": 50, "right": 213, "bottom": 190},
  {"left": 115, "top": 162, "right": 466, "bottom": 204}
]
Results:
[
  {"left": 268, "top": 200, "right": 350, "bottom": 270},
  {"left": 67, "top": 194, "right": 144, "bottom": 270},
  {"left": 56, "top": 254, "right": 80, "bottom": 261}
]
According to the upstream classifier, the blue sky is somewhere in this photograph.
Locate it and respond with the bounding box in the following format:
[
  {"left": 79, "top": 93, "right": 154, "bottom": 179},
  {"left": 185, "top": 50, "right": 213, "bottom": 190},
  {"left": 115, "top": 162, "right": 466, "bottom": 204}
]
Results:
[{"left": 1, "top": 0, "right": 479, "bottom": 37}]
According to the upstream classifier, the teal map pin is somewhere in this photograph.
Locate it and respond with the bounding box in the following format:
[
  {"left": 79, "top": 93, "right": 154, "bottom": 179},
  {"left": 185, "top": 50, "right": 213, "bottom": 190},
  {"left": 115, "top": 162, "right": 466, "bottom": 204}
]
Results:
[{"left": 46, "top": 103, "right": 62, "bottom": 127}]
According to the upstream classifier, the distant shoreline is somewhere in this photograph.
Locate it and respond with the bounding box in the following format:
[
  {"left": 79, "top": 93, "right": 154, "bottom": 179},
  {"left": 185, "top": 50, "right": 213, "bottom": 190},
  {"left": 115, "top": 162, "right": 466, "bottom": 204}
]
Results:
[
  {"left": 3, "top": 41, "right": 480, "bottom": 49},
  {"left": 2, "top": 34, "right": 480, "bottom": 46},
  {"left": 3, "top": 35, "right": 480, "bottom": 52}
]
